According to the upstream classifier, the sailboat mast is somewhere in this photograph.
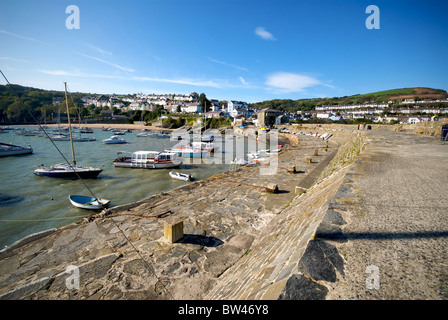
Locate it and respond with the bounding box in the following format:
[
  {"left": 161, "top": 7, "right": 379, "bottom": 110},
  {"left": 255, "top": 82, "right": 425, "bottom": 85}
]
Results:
[{"left": 64, "top": 82, "right": 76, "bottom": 166}]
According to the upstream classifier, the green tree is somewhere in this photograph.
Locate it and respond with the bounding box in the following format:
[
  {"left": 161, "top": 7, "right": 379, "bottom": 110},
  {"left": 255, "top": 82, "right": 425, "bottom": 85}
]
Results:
[{"left": 199, "top": 93, "right": 211, "bottom": 113}]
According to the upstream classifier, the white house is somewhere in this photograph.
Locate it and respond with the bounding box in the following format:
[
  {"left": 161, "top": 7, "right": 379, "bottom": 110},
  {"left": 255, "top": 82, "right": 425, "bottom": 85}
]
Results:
[
  {"left": 182, "top": 103, "right": 202, "bottom": 114},
  {"left": 316, "top": 112, "right": 331, "bottom": 119},
  {"left": 227, "top": 101, "right": 248, "bottom": 113}
]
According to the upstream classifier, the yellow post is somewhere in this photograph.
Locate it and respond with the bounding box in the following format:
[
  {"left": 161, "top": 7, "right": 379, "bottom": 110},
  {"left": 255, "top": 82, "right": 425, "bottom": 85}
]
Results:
[{"left": 164, "top": 220, "right": 184, "bottom": 243}]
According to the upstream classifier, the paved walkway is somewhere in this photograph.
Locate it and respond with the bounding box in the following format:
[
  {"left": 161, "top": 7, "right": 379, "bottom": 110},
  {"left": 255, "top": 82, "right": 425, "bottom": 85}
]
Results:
[{"left": 325, "top": 130, "right": 448, "bottom": 299}]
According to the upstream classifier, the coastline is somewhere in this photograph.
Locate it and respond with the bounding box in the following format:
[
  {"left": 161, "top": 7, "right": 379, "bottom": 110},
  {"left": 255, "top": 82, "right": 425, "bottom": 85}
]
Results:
[
  {"left": 1, "top": 123, "right": 445, "bottom": 300},
  {"left": 21, "top": 122, "right": 177, "bottom": 132},
  {"left": 1, "top": 126, "right": 335, "bottom": 299}
]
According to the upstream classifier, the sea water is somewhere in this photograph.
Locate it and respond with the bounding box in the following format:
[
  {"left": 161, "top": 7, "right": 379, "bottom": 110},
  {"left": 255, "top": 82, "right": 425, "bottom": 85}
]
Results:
[{"left": 0, "top": 128, "right": 267, "bottom": 248}]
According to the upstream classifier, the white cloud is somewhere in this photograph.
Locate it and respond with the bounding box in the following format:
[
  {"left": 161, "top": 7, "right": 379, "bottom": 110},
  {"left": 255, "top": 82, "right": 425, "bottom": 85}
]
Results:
[
  {"left": 208, "top": 58, "right": 248, "bottom": 72},
  {"left": 0, "top": 30, "right": 52, "bottom": 46},
  {"left": 86, "top": 43, "right": 112, "bottom": 56},
  {"left": 38, "top": 69, "right": 125, "bottom": 80},
  {"left": 0, "top": 57, "right": 31, "bottom": 63},
  {"left": 255, "top": 27, "right": 276, "bottom": 41},
  {"left": 132, "top": 76, "right": 224, "bottom": 88},
  {"left": 38, "top": 69, "right": 235, "bottom": 89},
  {"left": 77, "top": 53, "right": 135, "bottom": 72},
  {"left": 239, "top": 76, "right": 248, "bottom": 85},
  {"left": 265, "top": 72, "right": 321, "bottom": 93}
]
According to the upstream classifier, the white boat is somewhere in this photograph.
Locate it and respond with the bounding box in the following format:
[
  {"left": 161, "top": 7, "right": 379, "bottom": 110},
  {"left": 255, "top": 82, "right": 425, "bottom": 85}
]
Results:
[
  {"left": 230, "top": 157, "right": 248, "bottom": 165},
  {"left": 151, "top": 132, "right": 171, "bottom": 138},
  {"left": 72, "top": 136, "right": 96, "bottom": 142},
  {"left": 77, "top": 127, "right": 94, "bottom": 134},
  {"left": 34, "top": 82, "right": 102, "bottom": 179},
  {"left": 47, "top": 133, "right": 70, "bottom": 141},
  {"left": 113, "top": 151, "right": 181, "bottom": 169},
  {"left": 34, "top": 162, "right": 103, "bottom": 178},
  {"left": 0, "top": 142, "right": 33, "bottom": 157},
  {"left": 69, "top": 195, "right": 110, "bottom": 210},
  {"left": 15, "top": 129, "right": 40, "bottom": 136},
  {"left": 169, "top": 171, "right": 193, "bottom": 181},
  {"left": 102, "top": 135, "right": 127, "bottom": 144}
]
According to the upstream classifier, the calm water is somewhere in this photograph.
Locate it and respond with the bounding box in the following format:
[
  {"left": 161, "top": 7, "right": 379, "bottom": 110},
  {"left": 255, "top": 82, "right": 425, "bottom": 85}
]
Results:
[{"left": 0, "top": 127, "right": 263, "bottom": 248}]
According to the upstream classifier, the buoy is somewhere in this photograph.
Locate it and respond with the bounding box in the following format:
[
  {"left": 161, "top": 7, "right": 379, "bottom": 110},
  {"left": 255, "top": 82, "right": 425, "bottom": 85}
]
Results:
[{"left": 50, "top": 197, "right": 54, "bottom": 200}]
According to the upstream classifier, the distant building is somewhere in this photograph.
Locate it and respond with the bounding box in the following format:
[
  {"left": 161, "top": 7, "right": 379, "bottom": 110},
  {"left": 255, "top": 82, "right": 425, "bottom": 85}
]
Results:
[
  {"left": 182, "top": 103, "right": 202, "bottom": 114},
  {"left": 205, "top": 111, "right": 225, "bottom": 119},
  {"left": 227, "top": 101, "right": 248, "bottom": 113},
  {"left": 256, "top": 108, "right": 282, "bottom": 127}
]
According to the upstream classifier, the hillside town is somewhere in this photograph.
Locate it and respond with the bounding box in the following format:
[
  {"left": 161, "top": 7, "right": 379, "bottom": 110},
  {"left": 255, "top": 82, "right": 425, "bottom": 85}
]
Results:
[{"left": 57, "top": 91, "right": 448, "bottom": 127}]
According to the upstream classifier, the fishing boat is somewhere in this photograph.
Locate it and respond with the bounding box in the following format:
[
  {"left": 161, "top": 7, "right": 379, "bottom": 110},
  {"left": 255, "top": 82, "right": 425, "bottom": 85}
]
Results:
[
  {"left": 34, "top": 82, "right": 102, "bottom": 179},
  {"left": 166, "top": 146, "right": 208, "bottom": 158},
  {"left": 102, "top": 135, "right": 127, "bottom": 144},
  {"left": 69, "top": 195, "right": 110, "bottom": 210},
  {"left": 166, "top": 141, "right": 216, "bottom": 158},
  {"left": 113, "top": 150, "right": 181, "bottom": 169},
  {"left": 0, "top": 142, "right": 33, "bottom": 157},
  {"left": 169, "top": 171, "right": 193, "bottom": 181}
]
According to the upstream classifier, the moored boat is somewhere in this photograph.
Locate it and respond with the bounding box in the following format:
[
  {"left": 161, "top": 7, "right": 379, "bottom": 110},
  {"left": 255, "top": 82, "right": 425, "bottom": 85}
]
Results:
[
  {"left": 34, "top": 82, "right": 102, "bottom": 179},
  {"left": 102, "top": 135, "right": 127, "bottom": 144},
  {"left": 69, "top": 195, "right": 110, "bottom": 210},
  {"left": 169, "top": 171, "right": 193, "bottom": 181},
  {"left": 113, "top": 151, "right": 181, "bottom": 169},
  {"left": 0, "top": 142, "right": 33, "bottom": 157},
  {"left": 34, "top": 163, "right": 103, "bottom": 178}
]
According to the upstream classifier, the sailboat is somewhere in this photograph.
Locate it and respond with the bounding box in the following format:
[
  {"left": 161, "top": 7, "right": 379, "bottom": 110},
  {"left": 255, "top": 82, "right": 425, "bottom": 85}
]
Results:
[{"left": 34, "top": 82, "right": 102, "bottom": 179}]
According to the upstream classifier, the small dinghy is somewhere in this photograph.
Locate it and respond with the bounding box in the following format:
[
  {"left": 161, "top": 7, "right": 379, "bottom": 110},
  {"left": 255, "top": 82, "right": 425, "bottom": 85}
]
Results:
[
  {"left": 69, "top": 195, "right": 111, "bottom": 210},
  {"left": 169, "top": 171, "right": 193, "bottom": 181}
]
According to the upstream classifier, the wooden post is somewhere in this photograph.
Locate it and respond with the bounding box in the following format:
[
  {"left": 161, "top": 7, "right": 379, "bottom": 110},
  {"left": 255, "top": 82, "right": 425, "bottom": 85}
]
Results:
[
  {"left": 164, "top": 220, "right": 184, "bottom": 243},
  {"left": 287, "top": 166, "right": 296, "bottom": 173},
  {"left": 266, "top": 183, "right": 279, "bottom": 193}
]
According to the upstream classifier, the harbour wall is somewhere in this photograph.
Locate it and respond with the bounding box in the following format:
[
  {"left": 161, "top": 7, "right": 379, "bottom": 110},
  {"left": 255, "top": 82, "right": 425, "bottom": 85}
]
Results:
[{"left": 0, "top": 125, "right": 366, "bottom": 300}]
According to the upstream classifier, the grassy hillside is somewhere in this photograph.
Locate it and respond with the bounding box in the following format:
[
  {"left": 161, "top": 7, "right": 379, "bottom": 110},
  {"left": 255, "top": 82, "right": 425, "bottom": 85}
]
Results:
[{"left": 250, "top": 87, "right": 448, "bottom": 112}]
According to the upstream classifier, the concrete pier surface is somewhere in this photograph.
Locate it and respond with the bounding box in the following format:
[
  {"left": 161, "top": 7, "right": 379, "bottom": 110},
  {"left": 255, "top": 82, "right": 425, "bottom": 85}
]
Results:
[
  {"left": 0, "top": 125, "right": 446, "bottom": 300},
  {"left": 322, "top": 130, "right": 448, "bottom": 299}
]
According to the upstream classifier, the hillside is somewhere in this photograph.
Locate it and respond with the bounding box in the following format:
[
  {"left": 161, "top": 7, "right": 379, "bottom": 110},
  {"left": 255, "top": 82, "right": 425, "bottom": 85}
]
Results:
[
  {"left": 1, "top": 84, "right": 447, "bottom": 123},
  {"left": 249, "top": 87, "right": 448, "bottom": 112}
]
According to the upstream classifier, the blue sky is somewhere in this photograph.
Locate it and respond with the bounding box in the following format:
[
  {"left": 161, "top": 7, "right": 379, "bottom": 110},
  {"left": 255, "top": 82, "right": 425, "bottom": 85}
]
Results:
[{"left": 0, "top": 0, "right": 447, "bottom": 103}]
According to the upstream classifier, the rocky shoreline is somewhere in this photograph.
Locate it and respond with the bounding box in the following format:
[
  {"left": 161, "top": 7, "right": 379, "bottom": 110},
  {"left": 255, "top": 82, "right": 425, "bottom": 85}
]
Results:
[
  {"left": 2, "top": 123, "right": 443, "bottom": 300},
  {"left": 0, "top": 126, "right": 339, "bottom": 299}
]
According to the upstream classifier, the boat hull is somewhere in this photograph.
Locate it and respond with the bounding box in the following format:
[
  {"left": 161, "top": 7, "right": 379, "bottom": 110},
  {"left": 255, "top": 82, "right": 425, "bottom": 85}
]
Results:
[
  {"left": 69, "top": 195, "right": 110, "bottom": 210},
  {"left": 34, "top": 165, "right": 102, "bottom": 178},
  {"left": 0, "top": 143, "right": 33, "bottom": 157},
  {"left": 113, "top": 161, "right": 179, "bottom": 169},
  {"left": 169, "top": 171, "right": 192, "bottom": 181}
]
